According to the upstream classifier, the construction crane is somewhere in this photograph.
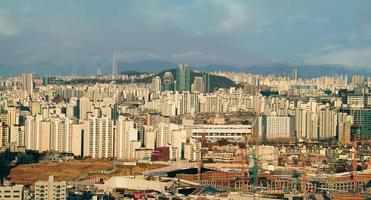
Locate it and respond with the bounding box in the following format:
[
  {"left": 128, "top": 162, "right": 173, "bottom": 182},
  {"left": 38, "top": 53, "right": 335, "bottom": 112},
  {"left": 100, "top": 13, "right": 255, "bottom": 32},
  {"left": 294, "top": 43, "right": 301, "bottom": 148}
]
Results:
[
  {"left": 300, "top": 154, "right": 307, "bottom": 193},
  {"left": 328, "top": 148, "right": 339, "bottom": 191},
  {"left": 351, "top": 137, "right": 371, "bottom": 193},
  {"left": 198, "top": 131, "right": 207, "bottom": 182},
  {"left": 353, "top": 140, "right": 358, "bottom": 193},
  {"left": 251, "top": 118, "right": 259, "bottom": 194},
  {"left": 244, "top": 146, "right": 272, "bottom": 195},
  {"left": 240, "top": 145, "right": 247, "bottom": 192},
  {"left": 251, "top": 148, "right": 258, "bottom": 194},
  {"left": 240, "top": 135, "right": 258, "bottom": 194}
]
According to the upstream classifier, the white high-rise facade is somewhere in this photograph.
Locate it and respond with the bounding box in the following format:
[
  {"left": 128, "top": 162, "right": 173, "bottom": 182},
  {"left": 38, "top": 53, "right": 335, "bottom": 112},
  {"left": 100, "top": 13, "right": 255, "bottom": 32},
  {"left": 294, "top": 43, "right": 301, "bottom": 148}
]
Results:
[
  {"left": 25, "top": 115, "right": 43, "bottom": 151},
  {"left": 87, "top": 116, "right": 113, "bottom": 158},
  {"left": 152, "top": 76, "right": 162, "bottom": 92},
  {"left": 115, "top": 116, "right": 137, "bottom": 160},
  {"left": 79, "top": 97, "right": 91, "bottom": 121},
  {"left": 50, "top": 117, "right": 73, "bottom": 153}
]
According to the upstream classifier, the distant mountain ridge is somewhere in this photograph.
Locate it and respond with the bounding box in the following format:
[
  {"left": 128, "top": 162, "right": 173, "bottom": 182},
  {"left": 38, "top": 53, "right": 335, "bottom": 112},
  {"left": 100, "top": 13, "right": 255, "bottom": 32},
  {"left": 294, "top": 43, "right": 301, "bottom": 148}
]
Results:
[
  {"left": 140, "top": 68, "right": 238, "bottom": 90},
  {"left": 0, "top": 59, "right": 369, "bottom": 78},
  {"left": 65, "top": 67, "right": 239, "bottom": 91}
]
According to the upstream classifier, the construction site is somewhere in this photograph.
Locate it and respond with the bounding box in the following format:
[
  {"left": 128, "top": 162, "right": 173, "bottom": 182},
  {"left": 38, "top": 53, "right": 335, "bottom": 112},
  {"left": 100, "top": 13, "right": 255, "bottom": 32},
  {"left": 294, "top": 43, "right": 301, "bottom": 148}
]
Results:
[{"left": 158, "top": 130, "right": 371, "bottom": 199}]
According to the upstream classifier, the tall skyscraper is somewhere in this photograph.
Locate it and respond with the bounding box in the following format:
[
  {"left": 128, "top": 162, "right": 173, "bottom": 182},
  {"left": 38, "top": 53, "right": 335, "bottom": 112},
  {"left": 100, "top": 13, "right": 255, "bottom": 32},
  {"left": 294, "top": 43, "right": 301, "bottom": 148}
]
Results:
[
  {"left": 292, "top": 68, "right": 298, "bottom": 81},
  {"left": 202, "top": 72, "right": 211, "bottom": 93},
  {"left": 176, "top": 64, "right": 191, "bottom": 92},
  {"left": 112, "top": 51, "right": 118, "bottom": 75},
  {"left": 163, "top": 72, "right": 174, "bottom": 91},
  {"left": 22, "top": 72, "right": 34, "bottom": 93}
]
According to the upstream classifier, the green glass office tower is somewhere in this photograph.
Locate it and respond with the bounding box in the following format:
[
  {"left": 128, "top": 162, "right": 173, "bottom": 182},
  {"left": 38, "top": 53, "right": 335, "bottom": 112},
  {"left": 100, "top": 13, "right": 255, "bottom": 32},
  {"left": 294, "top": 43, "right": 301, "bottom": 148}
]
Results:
[
  {"left": 350, "top": 109, "right": 371, "bottom": 140},
  {"left": 202, "top": 72, "right": 210, "bottom": 93},
  {"left": 176, "top": 65, "right": 191, "bottom": 92}
]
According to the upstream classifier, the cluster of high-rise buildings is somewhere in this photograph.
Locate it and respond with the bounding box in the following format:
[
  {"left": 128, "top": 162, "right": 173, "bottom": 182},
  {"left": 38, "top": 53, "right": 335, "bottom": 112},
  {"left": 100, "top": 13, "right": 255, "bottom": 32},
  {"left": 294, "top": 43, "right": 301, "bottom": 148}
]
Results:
[
  {"left": 1, "top": 67, "right": 371, "bottom": 199},
  {"left": 151, "top": 64, "right": 210, "bottom": 93},
  {"left": 0, "top": 67, "right": 370, "bottom": 161}
]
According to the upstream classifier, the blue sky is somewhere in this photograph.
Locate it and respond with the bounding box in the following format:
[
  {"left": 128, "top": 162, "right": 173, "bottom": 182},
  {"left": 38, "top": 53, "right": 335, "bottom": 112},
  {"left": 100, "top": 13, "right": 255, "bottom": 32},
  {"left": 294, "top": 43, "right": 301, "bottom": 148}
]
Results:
[{"left": 1, "top": 0, "right": 371, "bottom": 67}]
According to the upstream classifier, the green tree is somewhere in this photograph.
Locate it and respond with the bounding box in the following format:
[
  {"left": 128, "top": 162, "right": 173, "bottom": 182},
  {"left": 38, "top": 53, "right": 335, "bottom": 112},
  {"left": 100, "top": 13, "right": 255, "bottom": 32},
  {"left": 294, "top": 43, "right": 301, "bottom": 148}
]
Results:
[{"left": 17, "top": 153, "right": 34, "bottom": 164}]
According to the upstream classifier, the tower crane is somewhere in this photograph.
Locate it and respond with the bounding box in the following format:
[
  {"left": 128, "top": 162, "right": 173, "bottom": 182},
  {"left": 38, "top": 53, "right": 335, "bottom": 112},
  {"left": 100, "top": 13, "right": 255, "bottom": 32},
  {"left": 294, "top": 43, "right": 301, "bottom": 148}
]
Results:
[{"left": 328, "top": 148, "right": 339, "bottom": 191}]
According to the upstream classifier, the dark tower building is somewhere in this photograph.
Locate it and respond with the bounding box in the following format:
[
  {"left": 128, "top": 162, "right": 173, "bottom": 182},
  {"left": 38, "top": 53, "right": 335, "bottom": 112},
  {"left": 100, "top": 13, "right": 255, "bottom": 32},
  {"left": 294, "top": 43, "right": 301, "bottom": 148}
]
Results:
[{"left": 176, "top": 64, "right": 191, "bottom": 92}]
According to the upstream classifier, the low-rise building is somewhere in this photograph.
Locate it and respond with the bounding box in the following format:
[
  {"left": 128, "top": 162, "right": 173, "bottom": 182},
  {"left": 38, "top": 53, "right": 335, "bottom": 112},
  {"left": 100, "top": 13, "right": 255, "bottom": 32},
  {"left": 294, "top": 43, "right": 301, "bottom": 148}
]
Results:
[
  {"left": 189, "top": 124, "right": 251, "bottom": 141},
  {"left": 35, "top": 176, "right": 67, "bottom": 200},
  {"left": 0, "top": 181, "right": 24, "bottom": 200}
]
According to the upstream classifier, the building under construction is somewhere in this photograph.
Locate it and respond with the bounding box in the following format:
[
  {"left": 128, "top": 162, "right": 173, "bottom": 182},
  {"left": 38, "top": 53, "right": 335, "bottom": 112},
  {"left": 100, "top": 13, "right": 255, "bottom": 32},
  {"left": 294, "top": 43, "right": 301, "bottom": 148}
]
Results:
[{"left": 175, "top": 169, "right": 371, "bottom": 194}]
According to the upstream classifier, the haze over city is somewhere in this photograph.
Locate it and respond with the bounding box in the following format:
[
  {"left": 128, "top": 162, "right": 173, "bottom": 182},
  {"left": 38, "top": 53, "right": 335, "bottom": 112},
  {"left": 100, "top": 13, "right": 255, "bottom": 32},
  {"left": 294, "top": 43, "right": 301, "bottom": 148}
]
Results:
[{"left": 1, "top": 0, "right": 371, "bottom": 69}]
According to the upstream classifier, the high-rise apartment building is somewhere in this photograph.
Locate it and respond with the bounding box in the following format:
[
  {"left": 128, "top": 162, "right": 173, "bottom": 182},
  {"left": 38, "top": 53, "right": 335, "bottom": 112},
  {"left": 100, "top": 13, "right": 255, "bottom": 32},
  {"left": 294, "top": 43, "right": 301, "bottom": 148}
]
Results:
[
  {"left": 192, "top": 76, "right": 204, "bottom": 93},
  {"left": 115, "top": 116, "right": 137, "bottom": 160},
  {"left": 78, "top": 97, "right": 91, "bottom": 121},
  {"left": 351, "top": 75, "right": 365, "bottom": 85},
  {"left": 50, "top": 117, "right": 73, "bottom": 153},
  {"left": 22, "top": 72, "right": 34, "bottom": 93},
  {"left": 258, "top": 115, "right": 293, "bottom": 141},
  {"left": 25, "top": 115, "right": 43, "bottom": 151},
  {"left": 144, "top": 126, "right": 155, "bottom": 150},
  {"left": 87, "top": 116, "right": 114, "bottom": 158},
  {"left": 152, "top": 76, "right": 162, "bottom": 92},
  {"left": 338, "top": 114, "right": 352, "bottom": 145},
  {"left": 318, "top": 107, "right": 337, "bottom": 140},
  {"left": 0, "top": 122, "right": 10, "bottom": 147}
]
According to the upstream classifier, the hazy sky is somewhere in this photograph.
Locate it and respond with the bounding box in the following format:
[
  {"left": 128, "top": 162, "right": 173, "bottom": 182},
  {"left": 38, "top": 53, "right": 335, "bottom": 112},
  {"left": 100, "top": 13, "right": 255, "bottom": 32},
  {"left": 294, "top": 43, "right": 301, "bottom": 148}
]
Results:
[{"left": 1, "top": 0, "right": 371, "bottom": 67}]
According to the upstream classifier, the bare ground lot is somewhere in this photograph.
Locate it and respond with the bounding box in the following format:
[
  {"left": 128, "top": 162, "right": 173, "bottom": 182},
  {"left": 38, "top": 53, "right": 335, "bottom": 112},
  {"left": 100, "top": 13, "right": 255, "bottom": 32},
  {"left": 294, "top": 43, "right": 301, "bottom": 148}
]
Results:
[{"left": 10, "top": 160, "right": 163, "bottom": 185}]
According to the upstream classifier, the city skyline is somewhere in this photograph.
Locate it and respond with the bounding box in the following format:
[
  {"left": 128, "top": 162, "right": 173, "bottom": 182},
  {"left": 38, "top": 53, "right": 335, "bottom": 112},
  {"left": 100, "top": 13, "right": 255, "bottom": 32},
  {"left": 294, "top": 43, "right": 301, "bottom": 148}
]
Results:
[{"left": 1, "top": 1, "right": 370, "bottom": 199}]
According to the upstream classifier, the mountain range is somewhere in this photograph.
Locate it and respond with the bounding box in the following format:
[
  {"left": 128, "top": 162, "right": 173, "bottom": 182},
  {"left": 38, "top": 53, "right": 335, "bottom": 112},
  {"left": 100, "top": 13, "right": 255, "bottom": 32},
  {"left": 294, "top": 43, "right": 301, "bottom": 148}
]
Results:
[
  {"left": 65, "top": 67, "right": 238, "bottom": 91},
  {"left": 0, "top": 59, "right": 369, "bottom": 78}
]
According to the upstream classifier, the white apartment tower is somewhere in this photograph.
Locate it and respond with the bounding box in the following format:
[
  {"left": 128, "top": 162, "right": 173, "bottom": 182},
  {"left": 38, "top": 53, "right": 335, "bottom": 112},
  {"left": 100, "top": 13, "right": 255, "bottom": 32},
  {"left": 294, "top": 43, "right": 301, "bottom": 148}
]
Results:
[
  {"left": 79, "top": 97, "right": 91, "bottom": 121},
  {"left": 24, "top": 115, "right": 43, "bottom": 151},
  {"left": 115, "top": 116, "right": 138, "bottom": 160},
  {"left": 152, "top": 76, "right": 162, "bottom": 92},
  {"left": 50, "top": 117, "right": 73, "bottom": 153},
  {"left": 87, "top": 116, "right": 113, "bottom": 158}
]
